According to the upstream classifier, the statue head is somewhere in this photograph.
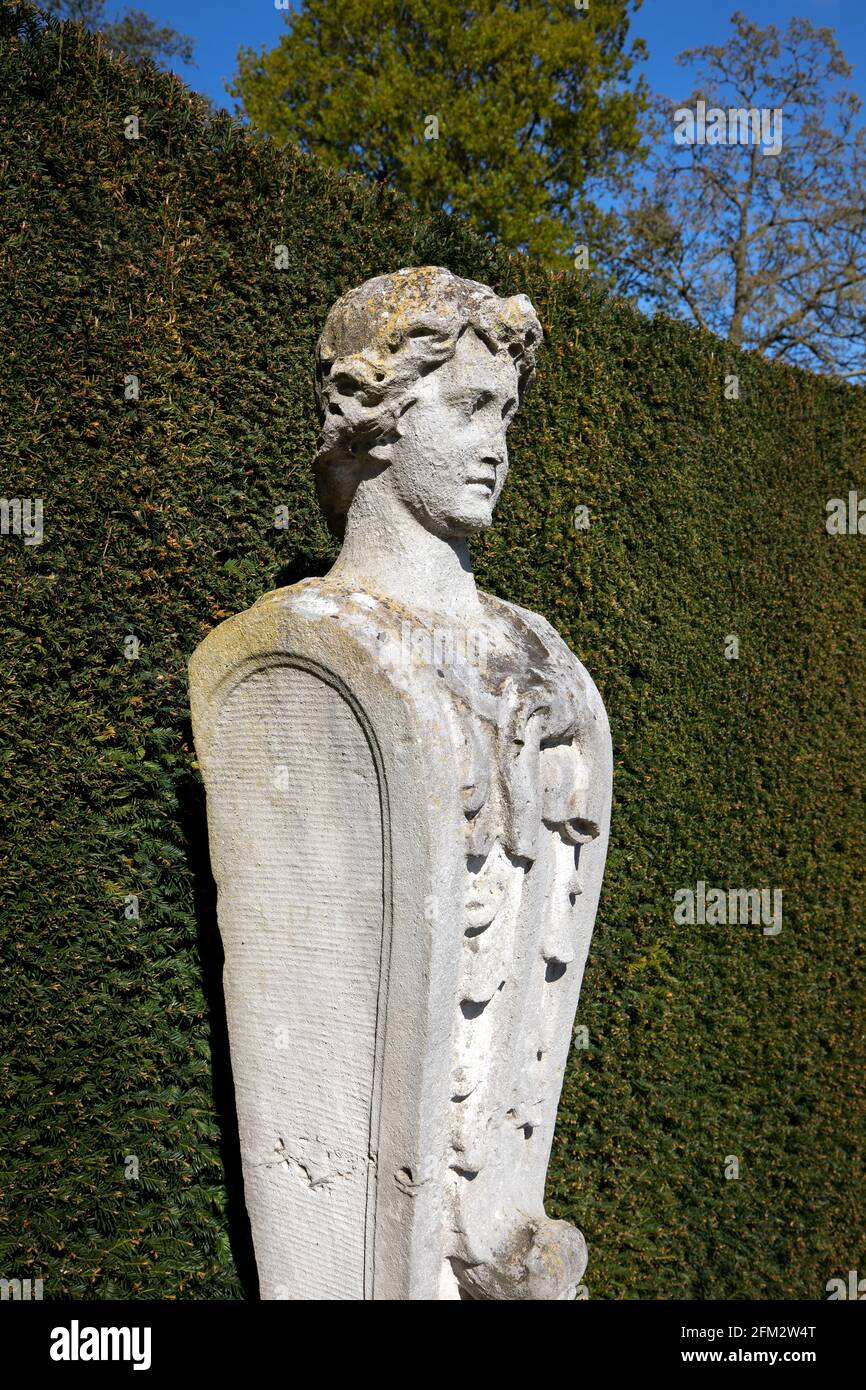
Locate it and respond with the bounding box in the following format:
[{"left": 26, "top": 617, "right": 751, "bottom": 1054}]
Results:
[{"left": 313, "top": 266, "right": 542, "bottom": 540}]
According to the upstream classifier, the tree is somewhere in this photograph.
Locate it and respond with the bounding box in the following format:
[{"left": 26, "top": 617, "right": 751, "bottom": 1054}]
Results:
[
  {"left": 230, "top": 0, "right": 647, "bottom": 269},
  {"left": 602, "top": 11, "right": 866, "bottom": 379},
  {"left": 43, "top": 0, "right": 195, "bottom": 67}
]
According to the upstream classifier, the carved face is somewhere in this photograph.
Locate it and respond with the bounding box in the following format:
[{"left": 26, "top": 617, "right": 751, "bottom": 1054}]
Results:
[{"left": 378, "top": 327, "right": 520, "bottom": 538}]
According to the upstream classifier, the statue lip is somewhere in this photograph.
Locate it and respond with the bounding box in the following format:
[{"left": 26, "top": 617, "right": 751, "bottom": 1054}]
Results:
[{"left": 465, "top": 472, "right": 496, "bottom": 493}]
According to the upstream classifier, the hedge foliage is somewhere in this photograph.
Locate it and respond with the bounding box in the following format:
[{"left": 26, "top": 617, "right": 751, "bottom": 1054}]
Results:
[{"left": 1, "top": 6, "right": 864, "bottom": 1300}]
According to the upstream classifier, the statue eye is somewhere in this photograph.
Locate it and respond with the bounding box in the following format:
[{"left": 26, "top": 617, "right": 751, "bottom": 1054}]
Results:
[
  {"left": 332, "top": 373, "right": 381, "bottom": 408},
  {"left": 470, "top": 392, "right": 494, "bottom": 415}
]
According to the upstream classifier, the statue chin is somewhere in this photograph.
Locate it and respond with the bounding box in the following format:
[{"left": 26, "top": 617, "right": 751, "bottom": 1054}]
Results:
[{"left": 435, "top": 505, "right": 496, "bottom": 539}]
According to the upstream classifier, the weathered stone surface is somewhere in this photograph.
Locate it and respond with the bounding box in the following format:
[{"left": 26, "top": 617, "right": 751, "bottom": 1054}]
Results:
[{"left": 189, "top": 267, "right": 612, "bottom": 1300}]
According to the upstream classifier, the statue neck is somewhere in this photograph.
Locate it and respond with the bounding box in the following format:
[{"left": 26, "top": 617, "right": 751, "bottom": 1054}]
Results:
[{"left": 326, "top": 481, "right": 482, "bottom": 623}]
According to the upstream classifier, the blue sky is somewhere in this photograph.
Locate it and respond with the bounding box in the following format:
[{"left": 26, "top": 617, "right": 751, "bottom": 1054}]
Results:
[{"left": 102, "top": 0, "right": 866, "bottom": 115}]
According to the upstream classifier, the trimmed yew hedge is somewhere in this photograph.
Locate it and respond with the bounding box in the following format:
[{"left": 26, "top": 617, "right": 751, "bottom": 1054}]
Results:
[{"left": 1, "top": 5, "right": 864, "bottom": 1299}]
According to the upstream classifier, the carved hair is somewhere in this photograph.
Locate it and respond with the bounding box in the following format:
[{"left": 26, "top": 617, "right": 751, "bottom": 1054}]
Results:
[{"left": 313, "top": 266, "right": 543, "bottom": 537}]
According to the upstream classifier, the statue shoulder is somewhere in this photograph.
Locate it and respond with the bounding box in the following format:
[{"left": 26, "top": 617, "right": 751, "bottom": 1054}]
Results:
[
  {"left": 189, "top": 576, "right": 446, "bottom": 727},
  {"left": 478, "top": 589, "right": 608, "bottom": 725}
]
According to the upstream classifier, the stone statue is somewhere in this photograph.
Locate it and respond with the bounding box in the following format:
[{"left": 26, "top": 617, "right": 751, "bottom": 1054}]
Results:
[{"left": 188, "top": 267, "right": 612, "bottom": 1301}]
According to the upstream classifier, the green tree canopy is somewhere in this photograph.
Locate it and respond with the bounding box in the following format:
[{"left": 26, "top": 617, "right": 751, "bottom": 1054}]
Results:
[{"left": 231, "top": 0, "right": 647, "bottom": 268}]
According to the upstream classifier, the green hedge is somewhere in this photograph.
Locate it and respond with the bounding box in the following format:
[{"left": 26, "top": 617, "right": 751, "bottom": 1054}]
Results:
[{"left": 1, "top": 5, "right": 864, "bottom": 1300}]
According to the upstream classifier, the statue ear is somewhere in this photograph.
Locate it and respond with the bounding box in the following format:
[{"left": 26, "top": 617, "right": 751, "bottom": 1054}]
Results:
[
  {"left": 364, "top": 422, "right": 405, "bottom": 465},
  {"left": 366, "top": 439, "right": 394, "bottom": 464}
]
